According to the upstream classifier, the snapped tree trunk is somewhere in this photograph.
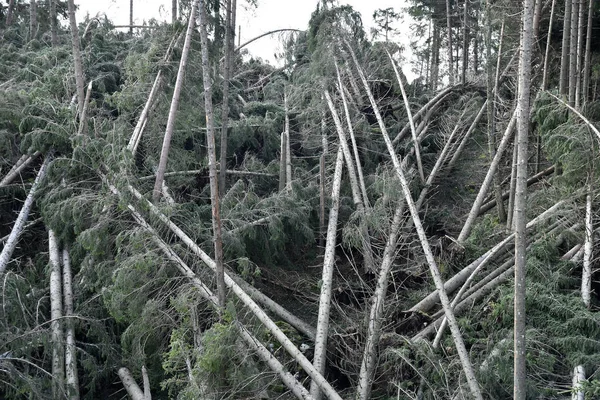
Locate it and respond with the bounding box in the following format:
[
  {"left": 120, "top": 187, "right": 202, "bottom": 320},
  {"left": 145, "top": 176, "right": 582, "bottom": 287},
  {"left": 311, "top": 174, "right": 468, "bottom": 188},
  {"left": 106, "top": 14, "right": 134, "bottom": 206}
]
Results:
[
  {"left": 514, "top": 0, "right": 535, "bottom": 395},
  {"left": 346, "top": 40, "right": 484, "bottom": 400},
  {"left": 152, "top": 0, "right": 198, "bottom": 202},
  {"left": 198, "top": 0, "right": 226, "bottom": 309},
  {"left": 0, "top": 151, "right": 41, "bottom": 188},
  {"left": 67, "top": 0, "right": 86, "bottom": 119},
  {"left": 49, "top": 230, "right": 65, "bottom": 399},
  {"left": 309, "top": 146, "right": 344, "bottom": 400},
  {"left": 0, "top": 156, "right": 51, "bottom": 276},
  {"left": 62, "top": 248, "right": 80, "bottom": 400},
  {"left": 560, "top": 0, "right": 573, "bottom": 96}
]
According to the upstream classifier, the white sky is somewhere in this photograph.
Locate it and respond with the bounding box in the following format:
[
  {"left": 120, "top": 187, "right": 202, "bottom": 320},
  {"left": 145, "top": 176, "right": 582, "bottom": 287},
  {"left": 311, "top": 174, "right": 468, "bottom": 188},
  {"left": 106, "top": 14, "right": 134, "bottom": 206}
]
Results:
[{"left": 76, "top": 0, "right": 414, "bottom": 78}]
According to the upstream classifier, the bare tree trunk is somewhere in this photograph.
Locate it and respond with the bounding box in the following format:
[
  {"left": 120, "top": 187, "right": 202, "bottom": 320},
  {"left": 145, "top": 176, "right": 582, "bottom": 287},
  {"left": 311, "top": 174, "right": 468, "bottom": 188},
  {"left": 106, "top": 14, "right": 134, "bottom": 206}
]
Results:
[
  {"left": 0, "top": 156, "right": 50, "bottom": 276},
  {"left": 49, "top": 230, "right": 65, "bottom": 399},
  {"left": 153, "top": 0, "right": 198, "bottom": 202},
  {"left": 77, "top": 81, "right": 93, "bottom": 136},
  {"left": 198, "top": 0, "right": 226, "bottom": 309},
  {"left": 461, "top": 0, "right": 469, "bottom": 84},
  {"left": 218, "top": 0, "right": 236, "bottom": 195},
  {"left": 506, "top": 137, "right": 519, "bottom": 229},
  {"left": 279, "top": 131, "right": 287, "bottom": 191},
  {"left": 50, "top": 0, "right": 58, "bottom": 46},
  {"left": 560, "top": 0, "right": 573, "bottom": 96},
  {"left": 324, "top": 90, "right": 375, "bottom": 274},
  {"left": 533, "top": 0, "right": 544, "bottom": 40},
  {"left": 356, "top": 202, "right": 405, "bottom": 400},
  {"left": 172, "top": 0, "right": 177, "bottom": 23},
  {"left": 30, "top": 0, "right": 37, "bottom": 39},
  {"left": 582, "top": 0, "right": 594, "bottom": 105},
  {"left": 572, "top": 366, "right": 586, "bottom": 400},
  {"left": 5, "top": 0, "right": 15, "bottom": 25},
  {"left": 129, "top": 0, "right": 133, "bottom": 34},
  {"left": 0, "top": 152, "right": 41, "bottom": 188},
  {"left": 62, "top": 248, "right": 80, "bottom": 400},
  {"left": 67, "top": 0, "right": 86, "bottom": 118},
  {"left": 319, "top": 154, "right": 326, "bottom": 251},
  {"left": 346, "top": 40, "right": 483, "bottom": 400},
  {"left": 582, "top": 186, "right": 593, "bottom": 307},
  {"left": 569, "top": 0, "right": 580, "bottom": 105},
  {"left": 284, "top": 91, "right": 292, "bottom": 191},
  {"left": 458, "top": 110, "right": 516, "bottom": 243},
  {"left": 575, "top": 0, "right": 586, "bottom": 108},
  {"left": 309, "top": 146, "right": 344, "bottom": 400},
  {"left": 431, "top": 22, "right": 440, "bottom": 91},
  {"left": 446, "top": 0, "right": 455, "bottom": 85},
  {"left": 118, "top": 368, "right": 145, "bottom": 400},
  {"left": 514, "top": 0, "right": 535, "bottom": 395},
  {"left": 387, "top": 54, "right": 425, "bottom": 183},
  {"left": 542, "top": 0, "right": 557, "bottom": 90}
]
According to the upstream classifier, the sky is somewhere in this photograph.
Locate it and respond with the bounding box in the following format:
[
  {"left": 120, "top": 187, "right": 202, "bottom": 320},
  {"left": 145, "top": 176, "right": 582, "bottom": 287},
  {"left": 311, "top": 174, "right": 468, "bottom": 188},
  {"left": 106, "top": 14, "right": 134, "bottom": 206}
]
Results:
[{"left": 76, "top": 0, "right": 415, "bottom": 78}]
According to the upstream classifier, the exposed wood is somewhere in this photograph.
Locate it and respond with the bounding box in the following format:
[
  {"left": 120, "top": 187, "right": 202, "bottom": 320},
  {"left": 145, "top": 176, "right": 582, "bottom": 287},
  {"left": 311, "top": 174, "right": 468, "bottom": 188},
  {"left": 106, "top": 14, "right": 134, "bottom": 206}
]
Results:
[{"left": 582, "top": 187, "right": 592, "bottom": 307}]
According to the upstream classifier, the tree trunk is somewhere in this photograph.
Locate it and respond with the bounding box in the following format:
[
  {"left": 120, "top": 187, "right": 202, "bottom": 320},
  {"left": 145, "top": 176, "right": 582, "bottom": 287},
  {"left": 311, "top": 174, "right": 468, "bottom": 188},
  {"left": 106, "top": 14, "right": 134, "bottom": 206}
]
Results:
[
  {"left": 49, "top": 230, "right": 65, "bottom": 399},
  {"left": 324, "top": 90, "right": 375, "bottom": 274},
  {"left": 152, "top": 0, "right": 198, "bottom": 202},
  {"left": 568, "top": 0, "right": 580, "bottom": 106},
  {"left": 431, "top": 22, "right": 440, "bottom": 91},
  {"left": 319, "top": 153, "right": 326, "bottom": 251},
  {"left": 347, "top": 40, "right": 483, "bottom": 400},
  {"left": 62, "top": 248, "right": 80, "bottom": 400},
  {"left": 77, "top": 81, "right": 93, "bottom": 136},
  {"left": 533, "top": 0, "right": 544, "bottom": 40},
  {"left": 6, "top": 0, "right": 14, "bottom": 25},
  {"left": 129, "top": 0, "right": 133, "bottom": 35},
  {"left": 446, "top": 0, "right": 455, "bottom": 85},
  {"left": 0, "top": 156, "right": 51, "bottom": 276},
  {"left": 172, "top": 0, "right": 177, "bottom": 23},
  {"left": 458, "top": 110, "right": 516, "bottom": 243},
  {"left": 118, "top": 368, "right": 145, "bottom": 400},
  {"left": 30, "top": 0, "right": 37, "bottom": 39},
  {"left": 198, "top": 0, "right": 226, "bottom": 309},
  {"left": 50, "top": 0, "right": 58, "bottom": 46},
  {"left": 506, "top": 137, "right": 519, "bottom": 229},
  {"left": 514, "top": 0, "right": 535, "bottom": 395},
  {"left": 572, "top": 366, "right": 586, "bottom": 400},
  {"left": 0, "top": 151, "right": 41, "bottom": 188},
  {"left": 67, "top": 0, "right": 86, "bottom": 118},
  {"left": 356, "top": 201, "right": 405, "bottom": 400},
  {"left": 542, "top": 0, "right": 557, "bottom": 90},
  {"left": 461, "top": 0, "right": 469, "bottom": 84},
  {"left": 218, "top": 0, "right": 236, "bottom": 195},
  {"left": 582, "top": 0, "right": 594, "bottom": 105},
  {"left": 560, "top": 0, "right": 573, "bottom": 96},
  {"left": 575, "top": 0, "right": 586, "bottom": 108},
  {"left": 284, "top": 91, "right": 292, "bottom": 191},
  {"left": 309, "top": 146, "right": 344, "bottom": 400},
  {"left": 279, "top": 131, "right": 287, "bottom": 191},
  {"left": 582, "top": 187, "right": 593, "bottom": 307}
]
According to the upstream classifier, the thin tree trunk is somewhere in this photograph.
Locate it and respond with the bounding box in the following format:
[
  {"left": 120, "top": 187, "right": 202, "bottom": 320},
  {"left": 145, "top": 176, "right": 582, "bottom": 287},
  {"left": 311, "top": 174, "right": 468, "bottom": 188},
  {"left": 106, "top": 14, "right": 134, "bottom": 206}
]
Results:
[
  {"left": 461, "top": 0, "right": 469, "bottom": 84},
  {"left": 77, "top": 81, "right": 93, "bottom": 136},
  {"left": 128, "top": 71, "right": 163, "bottom": 155},
  {"left": 309, "top": 146, "right": 344, "bottom": 400},
  {"left": 514, "top": 0, "right": 535, "bottom": 395},
  {"left": 319, "top": 154, "right": 326, "bottom": 251},
  {"left": 575, "top": 0, "right": 586, "bottom": 108},
  {"left": 152, "top": 1, "right": 197, "bottom": 202},
  {"left": 67, "top": 0, "right": 86, "bottom": 119},
  {"left": 387, "top": 54, "right": 425, "bottom": 183},
  {"left": 284, "top": 91, "right": 292, "bottom": 191},
  {"left": 129, "top": 0, "right": 134, "bottom": 35},
  {"left": 542, "top": 0, "right": 557, "bottom": 90},
  {"left": 582, "top": 0, "right": 594, "bottom": 105},
  {"left": 572, "top": 366, "right": 586, "bottom": 400},
  {"left": 446, "top": 0, "right": 455, "bottom": 85},
  {"left": 118, "top": 368, "right": 145, "bottom": 400},
  {"left": 346, "top": 40, "right": 484, "bottom": 400},
  {"left": 431, "top": 22, "right": 440, "bottom": 91},
  {"left": 218, "top": 0, "right": 236, "bottom": 195},
  {"left": 62, "top": 248, "right": 80, "bottom": 400},
  {"left": 5, "top": 0, "right": 14, "bottom": 25},
  {"left": 30, "top": 0, "right": 37, "bottom": 39},
  {"left": 560, "top": 0, "right": 573, "bottom": 96},
  {"left": 50, "top": 0, "right": 58, "bottom": 46},
  {"left": 0, "top": 156, "right": 51, "bottom": 276},
  {"left": 506, "top": 137, "right": 519, "bottom": 229},
  {"left": 198, "top": 0, "right": 226, "bottom": 309},
  {"left": 324, "top": 90, "right": 375, "bottom": 274},
  {"left": 447, "top": 100, "right": 487, "bottom": 170},
  {"left": 458, "top": 110, "right": 516, "bottom": 243},
  {"left": 172, "top": 0, "right": 177, "bottom": 23},
  {"left": 142, "top": 366, "right": 151, "bottom": 400},
  {"left": 356, "top": 201, "right": 405, "bottom": 400},
  {"left": 0, "top": 152, "right": 41, "bottom": 188},
  {"left": 279, "top": 131, "right": 287, "bottom": 191},
  {"left": 582, "top": 186, "right": 593, "bottom": 307},
  {"left": 569, "top": 0, "right": 580, "bottom": 105},
  {"left": 533, "top": 0, "right": 544, "bottom": 40},
  {"left": 49, "top": 230, "right": 65, "bottom": 399}
]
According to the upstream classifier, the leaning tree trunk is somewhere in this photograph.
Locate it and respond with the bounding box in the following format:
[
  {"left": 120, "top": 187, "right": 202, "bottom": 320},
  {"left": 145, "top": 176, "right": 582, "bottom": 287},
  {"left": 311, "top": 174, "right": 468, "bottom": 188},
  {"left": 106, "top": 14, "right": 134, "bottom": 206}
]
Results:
[
  {"left": 153, "top": 0, "right": 198, "bottom": 202},
  {"left": 62, "top": 248, "right": 80, "bottom": 400},
  {"left": 67, "top": 0, "right": 86, "bottom": 119},
  {"left": 309, "top": 146, "right": 344, "bottom": 400},
  {"left": 430, "top": 22, "right": 440, "bottom": 91},
  {"left": 118, "top": 368, "right": 145, "bottom": 400},
  {"left": 0, "top": 156, "right": 51, "bottom": 276},
  {"left": 582, "top": 186, "right": 593, "bottom": 307},
  {"left": 582, "top": 0, "right": 594, "bottom": 105},
  {"left": 560, "top": 0, "right": 573, "bottom": 96},
  {"left": 346, "top": 40, "right": 484, "bottom": 400},
  {"left": 541, "top": 0, "right": 557, "bottom": 90},
  {"left": 198, "top": 0, "right": 226, "bottom": 309},
  {"left": 49, "top": 230, "right": 65, "bottom": 399},
  {"left": 514, "top": 0, "right": 535, "bottom": 396}
]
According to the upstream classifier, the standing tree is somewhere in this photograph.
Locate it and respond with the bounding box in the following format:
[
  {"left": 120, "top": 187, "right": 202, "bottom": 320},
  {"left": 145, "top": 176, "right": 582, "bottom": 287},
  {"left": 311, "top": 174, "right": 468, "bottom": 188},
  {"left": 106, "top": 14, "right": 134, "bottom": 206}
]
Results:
[
  {"left": 67, "top": 0, "right": 86, "bottom": 118},
  {"left": 372, "top": 7, "right": 400, "bottom": 41}
]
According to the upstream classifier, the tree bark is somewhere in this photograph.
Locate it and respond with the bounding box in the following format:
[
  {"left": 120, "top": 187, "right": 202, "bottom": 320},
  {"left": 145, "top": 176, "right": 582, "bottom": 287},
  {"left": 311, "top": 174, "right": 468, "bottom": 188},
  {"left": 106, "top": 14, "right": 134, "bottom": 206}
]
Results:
[
  {"left": 542, "top": 0, "right": 557, "bottom": 90},
  {"left": 30, "top": 0, "right": 37, "bottom": 39},
  {"left": 514, "top": 0, "right": 535, "bottom": 395},
  {"left": 129, "top": 0, "right": 134, "bottom": 35},
  {"left": 569, "top": 0, "right": 580, "bottom": 106},
  {"left": 533, "top": 0, "right": 544, "bottom": 40},
  {"left": 560, "top": 0, "right": 573, "bottom": 96},
  {"left": 118, "top": 368, "right": 145, "bottom": 400},
  {"left": 446, "top": 0, "right": 455, "bottom": 85},
  {"left": 347, "top": 40, "right": 483, "bottom": 400},
  {"left": 430, "top": 22, "right": 440, "bottom": 91},
  {"left": 284, "top": 91, "right": 292, "bottom": 191},
  {"left": 582, "top": 187, "right": 593, "bottom": 307},
  {"left": 50, "top": 0, "right": 58, "bottom": 46},
  {"left": 49, "top": 230, "right": 65, "bottom": 399},
  {"left": 5, "top": 0, "right": 15, "bottom": 25},
  {"left": 572, "top": 366, "right": 586, "bottom": 400},
  {"left": 582, "top": 0, "right": 594, "bottom": 105},
  {"left": 172, "top": 0, "right": 177, "bottom": 23},
  {"left": 575, "top": 0, "right": 586, "bottom": 108},
  {"left": 62, "top": 248, "right": 80, "bottom": 400},
  {"left": 77, "top": 81, "right": 93, "bottom": 136},
  {"left": 0, "top": 152, "right": 41, "bottom": 188},
  {"left": 461, "top": 0, "right": 469, "bottom": 84},
  {"left": 152, "top": 0, "right": 198, "bottom": 202},
  {"left": 0, "top": 156, "right": 51, "bottom": 276},
  {"left": 67, "top": 0, "right": 86, "bottom": 119},
  {"left": 279, "top": 131, "right": 287, "bottom": 191},
  {"left": 198, "top": 0, "right": 226, "bottom": 309},
  {"left": 309, "top": 146, "right": 344, "bottom": 400}
]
